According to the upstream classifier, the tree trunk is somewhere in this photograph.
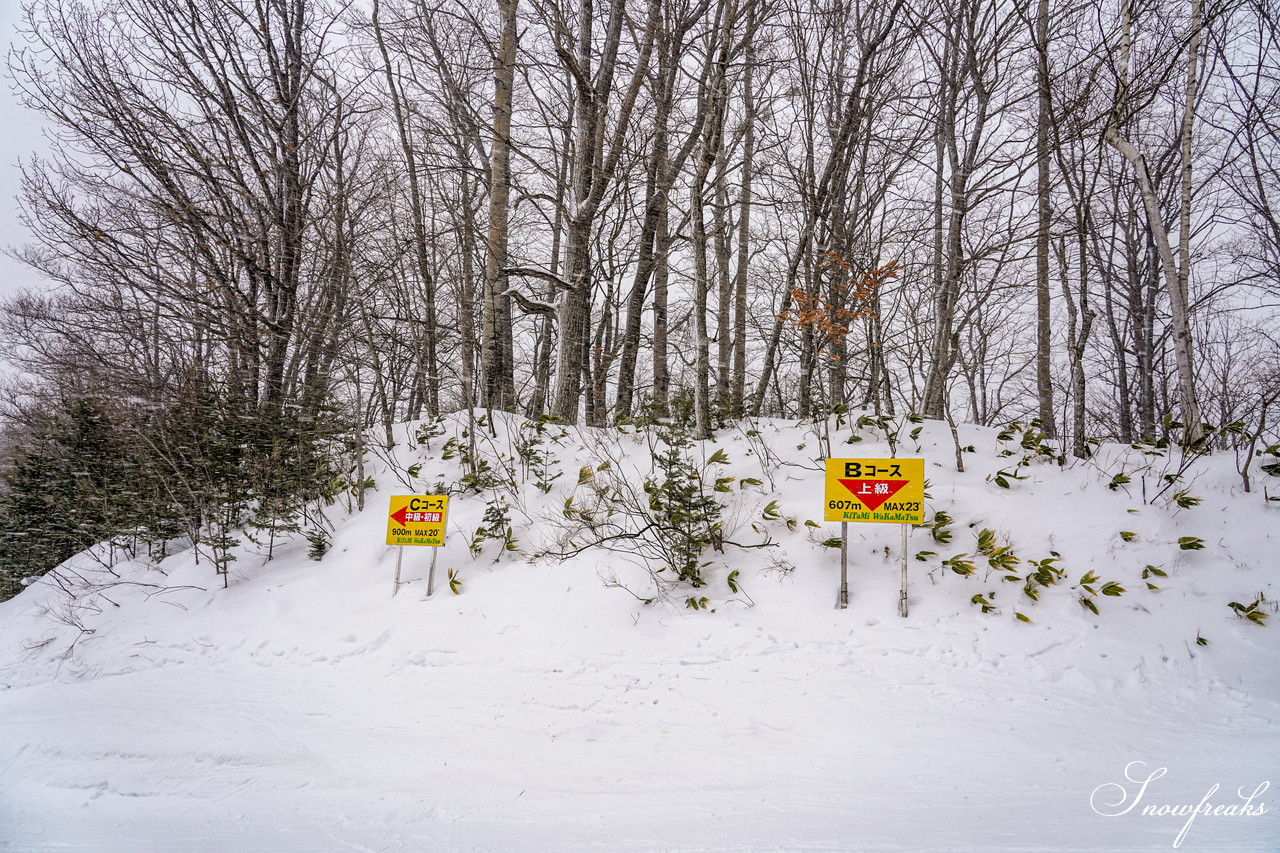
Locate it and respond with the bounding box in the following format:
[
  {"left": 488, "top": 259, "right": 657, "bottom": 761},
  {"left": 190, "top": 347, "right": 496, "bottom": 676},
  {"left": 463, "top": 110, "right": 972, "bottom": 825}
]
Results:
[
  {"left": 1175, "top": 0, "right": 1204, "bottom": 442},
  {"left": 1034, "top": 0, "right": 1057, "bottom": 438},
  {"left": 652, "top": 207, "right": 672, "bottom": 415},
  {"left": 1104, "top": 127, "right": 1203, "bottom": 442},
  {"left": 690, "top": 54, "right": 724, "bottom": 437},
  {"left": 458, "top": 180, "right": 481, "bottom": 412},
  {"left": 549, "top": 0, "right": 652, "bottom": 424},
  {"left": 482, "top": 0, "right": 519, "bottom": 410},
  {"left": 731, "top": 44, "right": 755, "bottom": 419},
  {"left": 615, "top": 54, "right": 672, "bottom": 420},
  {"left": 372, "top": 0, "right": 439, "bottom": 418}
]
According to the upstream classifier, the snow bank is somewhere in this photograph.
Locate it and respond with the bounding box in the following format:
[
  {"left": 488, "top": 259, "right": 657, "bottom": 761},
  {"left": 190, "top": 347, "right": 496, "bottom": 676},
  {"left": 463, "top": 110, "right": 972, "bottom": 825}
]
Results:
[{"left": 1, "top": 413, "right": 1275, "bottom": 851}]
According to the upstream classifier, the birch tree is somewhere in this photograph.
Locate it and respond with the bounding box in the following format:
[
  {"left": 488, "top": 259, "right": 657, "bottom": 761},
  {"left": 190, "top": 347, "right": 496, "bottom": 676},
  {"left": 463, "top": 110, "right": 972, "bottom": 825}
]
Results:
[{"left": 1102, "top": 0, "right": 1206, "bottom": 442}]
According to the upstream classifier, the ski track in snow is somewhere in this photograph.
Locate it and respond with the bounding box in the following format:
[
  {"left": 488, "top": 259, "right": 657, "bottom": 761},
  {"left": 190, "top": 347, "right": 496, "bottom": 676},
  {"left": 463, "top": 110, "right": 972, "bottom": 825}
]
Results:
[{"left": 0, "top": 414, "right": 1276, "bottom": 851}]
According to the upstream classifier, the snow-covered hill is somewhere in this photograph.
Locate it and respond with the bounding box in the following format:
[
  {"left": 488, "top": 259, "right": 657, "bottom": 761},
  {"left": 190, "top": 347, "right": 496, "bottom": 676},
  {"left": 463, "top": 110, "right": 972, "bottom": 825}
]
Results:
[{"left": 1, "top": 413, "right": 1276, "bottom": 852}]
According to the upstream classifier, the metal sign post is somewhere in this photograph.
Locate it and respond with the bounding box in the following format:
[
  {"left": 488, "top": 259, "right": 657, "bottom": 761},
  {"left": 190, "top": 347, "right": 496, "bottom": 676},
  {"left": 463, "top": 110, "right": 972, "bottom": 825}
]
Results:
[
  {"left": 900, "top": 524, "right": 910, "bottom": 618},
  {"left": 839, "top": 521, "right": 849, "bottom": 609},
  {"left": 393, "top": 545, "right": 405, "bottom": 597}
]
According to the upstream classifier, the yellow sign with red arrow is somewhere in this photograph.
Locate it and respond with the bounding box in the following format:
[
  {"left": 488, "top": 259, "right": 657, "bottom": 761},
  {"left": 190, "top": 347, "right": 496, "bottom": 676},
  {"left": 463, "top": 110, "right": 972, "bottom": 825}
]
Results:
[
  {"left": 823, "top": 458, "right": 924, "bottom": 524},
  {"left": 386, "top": 495, "right": 449, "bottom": 547}
]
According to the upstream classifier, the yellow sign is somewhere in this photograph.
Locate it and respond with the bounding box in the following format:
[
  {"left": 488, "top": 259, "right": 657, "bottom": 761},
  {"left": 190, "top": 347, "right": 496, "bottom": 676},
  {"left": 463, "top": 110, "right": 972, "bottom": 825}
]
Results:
[
  {"left": 823, "top": 458, "right": 924, "bottom": 524},
  {"left": 386, "top": 495, "right": 450, "bottom": 546}
]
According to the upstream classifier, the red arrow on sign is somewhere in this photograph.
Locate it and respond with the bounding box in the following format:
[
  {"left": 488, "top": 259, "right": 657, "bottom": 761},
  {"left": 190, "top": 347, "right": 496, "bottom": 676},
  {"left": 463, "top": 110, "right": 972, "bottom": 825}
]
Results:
[
  {"left": 837, "top": 479, "right": 909, "bottom": 511},
  {"left": 392, "top": 507, "right": 443, "bottom": 526}
]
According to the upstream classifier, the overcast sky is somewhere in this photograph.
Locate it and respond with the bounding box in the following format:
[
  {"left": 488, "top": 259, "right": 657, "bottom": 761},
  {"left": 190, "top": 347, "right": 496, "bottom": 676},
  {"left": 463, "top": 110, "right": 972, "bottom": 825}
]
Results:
[{"left": 0, "top": 0, "right": 48, "bottom": 302}]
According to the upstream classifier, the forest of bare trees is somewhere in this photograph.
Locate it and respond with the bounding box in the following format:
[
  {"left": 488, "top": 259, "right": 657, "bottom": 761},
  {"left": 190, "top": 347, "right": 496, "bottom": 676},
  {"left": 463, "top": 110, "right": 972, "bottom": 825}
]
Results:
[{"left": 1, "top": 0, "right": 1278, "bottom": 590}]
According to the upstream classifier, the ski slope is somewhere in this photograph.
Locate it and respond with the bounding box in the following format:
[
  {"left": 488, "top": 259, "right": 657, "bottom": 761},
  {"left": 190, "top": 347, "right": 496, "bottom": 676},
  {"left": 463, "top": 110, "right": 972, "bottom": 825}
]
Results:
[{"left": 1, "top": 413, "right": 1276, "bottom": 851}]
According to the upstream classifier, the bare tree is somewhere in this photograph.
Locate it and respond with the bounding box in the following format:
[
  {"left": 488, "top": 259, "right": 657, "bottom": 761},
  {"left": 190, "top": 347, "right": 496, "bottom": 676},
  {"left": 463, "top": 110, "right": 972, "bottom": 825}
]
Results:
[
  {"left": 1102, "top": 0, "right": 1205, "bottom": 442},
  {"left": 919, "top": 0, "right": 1029, "bottom": 421}
]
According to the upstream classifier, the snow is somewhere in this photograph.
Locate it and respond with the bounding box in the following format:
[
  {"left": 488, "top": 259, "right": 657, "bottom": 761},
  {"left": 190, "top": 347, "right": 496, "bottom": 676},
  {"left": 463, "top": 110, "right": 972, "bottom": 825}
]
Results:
[{"left": 1, "top": 413, "right": 1276, "bottom": 852}]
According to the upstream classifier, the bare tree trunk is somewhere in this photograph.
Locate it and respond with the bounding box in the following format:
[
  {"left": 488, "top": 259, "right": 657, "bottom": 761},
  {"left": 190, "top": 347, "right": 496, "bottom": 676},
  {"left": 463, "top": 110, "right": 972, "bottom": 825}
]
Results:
[
  {"left": 529, "top": 91, "right": 573, "bottom": 419},
  {"left": 458, "top": 179, "right": 481, "bottom": 412},
  {"left": 1103, "top": 129, "right": 1202, "bottom": 441},
  {"left": 1051, "top": 124, "right": 1102, "bottom": 457},
  {"left": 922, "top": 39, "right": 955, "bottom": 420},
  {"left": 549, "top": 0, "right": 655, "bottom": 424},
  {"left": 652, "top": 206, "right": 672, "bottom": 414},
  {"left": 714, "top": 156, "right": 733, "bottom": 417},
  {"left": 1103, "top": 265, "right": 1134, "bottom": 442},
  {"left": 549, "top": 0, "right": 605, "bottom": 424},
  {"left": 750, "top": 237, "right": 811, "bottom": 417},
  {"left": 1176, "top": 0, "right": 1204, "bottom": 441},
  {"left": 615, "top": 34, "right": 675, "bottom": 421},
  {"left": 731, "top": 39, "right": 756, "bottom": 419},
  {"left": 372, "top": 0, "right": 439, "bottom": 418},
  {"left": 482, "top": 0, "right": 518, "bottom": 410},
  {"left": 1104, "top": 0, "right": 1203, "bottom": 443},
  {"left": 1034, "top": 0, "right": 1057, "bottom": 438},
  {"left": 691, "top": 17, "right": 727, "bottom": 438},
  {"left": 615, "top": 3, "right": 724, "bottom": 421},
  {"left": 615, "top": 151, "right": 661, "bottom": 422}
]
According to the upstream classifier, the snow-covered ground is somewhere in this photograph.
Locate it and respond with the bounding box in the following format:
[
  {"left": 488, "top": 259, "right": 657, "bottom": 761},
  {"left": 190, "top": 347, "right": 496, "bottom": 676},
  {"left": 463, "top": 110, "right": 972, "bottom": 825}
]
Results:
[{"left": 1, "top": 413, "right": 1276, "bottom": 851}]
